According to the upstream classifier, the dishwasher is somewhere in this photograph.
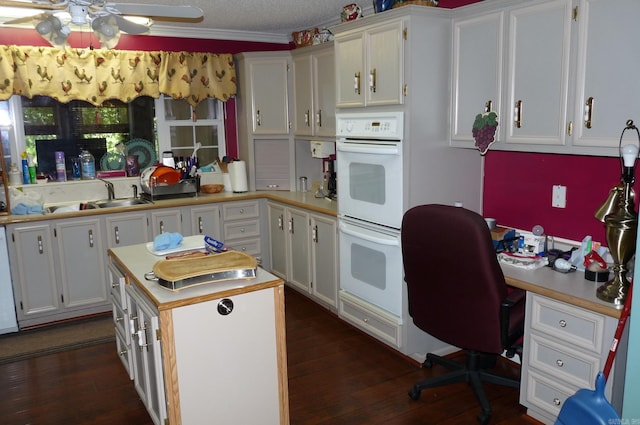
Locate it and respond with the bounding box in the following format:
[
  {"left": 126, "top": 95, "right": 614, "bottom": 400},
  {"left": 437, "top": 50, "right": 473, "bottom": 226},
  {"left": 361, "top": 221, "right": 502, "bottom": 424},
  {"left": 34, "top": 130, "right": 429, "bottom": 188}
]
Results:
[{"left": 0, "top": 227, "right": 18, "bottom": 334}]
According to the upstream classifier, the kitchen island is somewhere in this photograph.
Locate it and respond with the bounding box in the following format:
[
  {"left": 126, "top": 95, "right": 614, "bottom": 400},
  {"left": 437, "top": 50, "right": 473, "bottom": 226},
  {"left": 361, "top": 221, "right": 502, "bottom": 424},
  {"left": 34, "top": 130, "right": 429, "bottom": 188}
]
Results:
[{"left": 108, "top": 242, "right": 289, "bottom": 425}]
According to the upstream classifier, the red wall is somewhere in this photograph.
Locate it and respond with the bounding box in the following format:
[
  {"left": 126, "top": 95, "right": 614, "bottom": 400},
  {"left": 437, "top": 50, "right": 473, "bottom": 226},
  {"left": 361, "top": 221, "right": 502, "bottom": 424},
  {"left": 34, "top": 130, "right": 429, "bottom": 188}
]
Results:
[{"left": 483, "top": 151, "right": 636, "bottom": 244}]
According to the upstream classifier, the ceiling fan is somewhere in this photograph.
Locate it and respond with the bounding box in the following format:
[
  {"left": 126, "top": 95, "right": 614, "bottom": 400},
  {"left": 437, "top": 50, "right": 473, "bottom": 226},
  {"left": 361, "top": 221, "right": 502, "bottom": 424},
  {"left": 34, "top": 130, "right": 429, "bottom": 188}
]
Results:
[{"left": 0, "top": 0, "right": 204, "bottom": 49}]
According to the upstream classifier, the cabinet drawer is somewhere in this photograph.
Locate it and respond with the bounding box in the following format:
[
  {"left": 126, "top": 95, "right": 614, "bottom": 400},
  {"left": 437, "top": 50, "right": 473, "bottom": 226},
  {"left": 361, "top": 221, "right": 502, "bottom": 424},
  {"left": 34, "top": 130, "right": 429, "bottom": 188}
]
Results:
[
  {"left": 530, "top": 294, "right": 605, "bottom": 353},
  {"left": 115, "top": 327, "right": 133, "bottom": 380},
  {"left": 222, "top": 201, "right": 260, "bottom": 221},
  {"left": 528, "top": 333, "right": 600, "bottom": 389},
  {"left": 226, "top": 237, "right": 261, "bottom": 256},
  {"left": 224, "top": 219, "right": 260, "bottom": 240},
  {"left": 108, "top": 263, "right": 127, "bottom": 307},
  {"left": 111, "top": 298, "right": 129, "bottom": 346},
  {"left": 521, "top": 369, "right": 576, "bottom": 421},
  {"left": 339, "top": 291, "right": 400, "bottom": 348}
]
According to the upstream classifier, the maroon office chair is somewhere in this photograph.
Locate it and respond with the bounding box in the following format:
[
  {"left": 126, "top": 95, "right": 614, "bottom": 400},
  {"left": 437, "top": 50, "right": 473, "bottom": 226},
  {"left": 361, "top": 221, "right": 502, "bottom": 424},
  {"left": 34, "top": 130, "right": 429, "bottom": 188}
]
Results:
[{"left": 401, "top": 204, "right": 525, "bottom": 425}]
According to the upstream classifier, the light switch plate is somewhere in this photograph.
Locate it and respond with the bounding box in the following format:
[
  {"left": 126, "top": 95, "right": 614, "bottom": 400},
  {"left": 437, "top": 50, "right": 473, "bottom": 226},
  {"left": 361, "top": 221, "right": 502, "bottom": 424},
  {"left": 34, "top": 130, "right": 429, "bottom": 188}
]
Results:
[{"left": 552, "top": 185, "right": 567, "bottom": 208}]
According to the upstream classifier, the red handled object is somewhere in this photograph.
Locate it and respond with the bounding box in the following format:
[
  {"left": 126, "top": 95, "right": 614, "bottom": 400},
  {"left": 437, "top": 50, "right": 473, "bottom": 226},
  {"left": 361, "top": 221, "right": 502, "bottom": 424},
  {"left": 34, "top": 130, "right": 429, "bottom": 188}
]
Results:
[
  {"left": 554, "top": 283, "right": 632, "bottom": 425},
  {"left": 584, "top": 250, "right": 608, "bottom": 270}
]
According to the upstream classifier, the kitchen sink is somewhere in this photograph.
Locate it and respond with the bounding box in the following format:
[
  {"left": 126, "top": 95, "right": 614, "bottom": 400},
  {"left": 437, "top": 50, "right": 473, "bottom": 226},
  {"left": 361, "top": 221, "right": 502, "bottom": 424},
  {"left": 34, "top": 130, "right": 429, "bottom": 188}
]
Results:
[
  {"left": 45, "top": 198, "right": 151, "bottom": 213},
  {"left": 94, "top": 198, "right": 152, "bottom": 208}
]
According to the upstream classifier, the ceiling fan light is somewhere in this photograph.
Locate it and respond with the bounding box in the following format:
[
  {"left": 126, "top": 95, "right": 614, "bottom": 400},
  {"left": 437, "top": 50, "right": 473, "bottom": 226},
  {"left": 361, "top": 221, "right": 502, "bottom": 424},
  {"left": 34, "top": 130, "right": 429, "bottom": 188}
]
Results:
[
  {"left": 35, "top": 19, "right": 53, "bottom": 35},
  {"left": 99, "top": 22, "right": 116, "bottom": 37}
]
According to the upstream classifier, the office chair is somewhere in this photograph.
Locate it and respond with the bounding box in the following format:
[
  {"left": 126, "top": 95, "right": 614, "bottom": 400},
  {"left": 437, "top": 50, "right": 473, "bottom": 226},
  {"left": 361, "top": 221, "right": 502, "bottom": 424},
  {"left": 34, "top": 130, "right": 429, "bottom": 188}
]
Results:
[{"left": 401, "top": 204, "right": 525, "bottom": 425}]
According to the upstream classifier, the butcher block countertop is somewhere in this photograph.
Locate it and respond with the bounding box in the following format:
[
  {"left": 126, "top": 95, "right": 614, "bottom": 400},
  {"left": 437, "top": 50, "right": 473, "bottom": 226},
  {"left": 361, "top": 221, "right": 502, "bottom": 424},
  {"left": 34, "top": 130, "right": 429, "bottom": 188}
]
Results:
[
  {"left": 109, "top": 242, "right": 283, "bottom": 311},
  {"left": 0, "top": 190, "right": 338, "bottom": 225}
]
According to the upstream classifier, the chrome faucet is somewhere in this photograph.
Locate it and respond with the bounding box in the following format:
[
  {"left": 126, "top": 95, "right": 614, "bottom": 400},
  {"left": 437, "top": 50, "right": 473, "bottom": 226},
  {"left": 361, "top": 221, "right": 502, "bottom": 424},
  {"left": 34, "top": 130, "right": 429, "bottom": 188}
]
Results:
[
  {"left": 131, "top": 184, "right": 138, "bottom": 199},
  {"left": 99, "top": 179, "right": 115, "bottom": 201}
]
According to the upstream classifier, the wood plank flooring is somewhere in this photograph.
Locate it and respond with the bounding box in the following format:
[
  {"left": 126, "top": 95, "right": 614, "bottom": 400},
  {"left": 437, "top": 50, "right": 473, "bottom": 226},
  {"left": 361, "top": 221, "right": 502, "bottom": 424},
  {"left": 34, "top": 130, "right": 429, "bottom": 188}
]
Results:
[{"left": 0, "top": 287, "right": 542, "bottom": 424}]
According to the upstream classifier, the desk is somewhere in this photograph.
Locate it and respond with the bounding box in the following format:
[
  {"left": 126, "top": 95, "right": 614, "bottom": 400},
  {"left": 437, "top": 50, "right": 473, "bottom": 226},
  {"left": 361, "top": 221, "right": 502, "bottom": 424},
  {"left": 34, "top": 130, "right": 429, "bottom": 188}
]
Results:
[{"left": 500, "top": 264, "right": 627, "bottom": 424}]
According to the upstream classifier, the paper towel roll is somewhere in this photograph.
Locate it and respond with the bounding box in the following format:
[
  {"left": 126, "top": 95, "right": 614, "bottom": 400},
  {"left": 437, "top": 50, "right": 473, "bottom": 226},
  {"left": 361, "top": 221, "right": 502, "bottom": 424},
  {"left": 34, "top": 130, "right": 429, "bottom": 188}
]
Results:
[{"left": 228, "top": 160, "right": 248, "bottom": 193}]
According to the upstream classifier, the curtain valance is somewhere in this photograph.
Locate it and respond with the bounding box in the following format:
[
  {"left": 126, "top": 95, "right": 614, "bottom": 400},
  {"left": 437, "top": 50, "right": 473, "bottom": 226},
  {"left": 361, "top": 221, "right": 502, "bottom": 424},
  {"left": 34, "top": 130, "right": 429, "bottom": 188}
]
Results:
[{"left": 0, "top": 45, "right": 236, "bottom": 106}]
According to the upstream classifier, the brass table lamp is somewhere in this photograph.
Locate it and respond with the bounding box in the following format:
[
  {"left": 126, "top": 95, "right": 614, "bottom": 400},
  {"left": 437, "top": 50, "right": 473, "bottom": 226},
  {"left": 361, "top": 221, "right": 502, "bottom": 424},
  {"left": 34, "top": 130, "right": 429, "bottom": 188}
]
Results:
[{"left": 594, "top": 120, "right": 640, "bottom": 306}]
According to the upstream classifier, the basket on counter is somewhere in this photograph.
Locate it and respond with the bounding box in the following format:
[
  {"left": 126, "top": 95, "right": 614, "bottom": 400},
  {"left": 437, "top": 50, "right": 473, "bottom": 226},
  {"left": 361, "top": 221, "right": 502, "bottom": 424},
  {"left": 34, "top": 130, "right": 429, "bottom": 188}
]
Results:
[{"left": 392, "top": 0, "right": 438, "bottom": 8}]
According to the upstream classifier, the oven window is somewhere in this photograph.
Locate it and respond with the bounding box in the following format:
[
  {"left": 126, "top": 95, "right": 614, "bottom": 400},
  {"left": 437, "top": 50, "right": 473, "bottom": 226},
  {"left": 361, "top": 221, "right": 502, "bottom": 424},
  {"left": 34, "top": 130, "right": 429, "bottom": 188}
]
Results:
[
  {"left": 351, "top": 243, "right": 386, "bottom": 290},
  {"left": 349, "top": 162, "right": 386, "bottom": 205}
]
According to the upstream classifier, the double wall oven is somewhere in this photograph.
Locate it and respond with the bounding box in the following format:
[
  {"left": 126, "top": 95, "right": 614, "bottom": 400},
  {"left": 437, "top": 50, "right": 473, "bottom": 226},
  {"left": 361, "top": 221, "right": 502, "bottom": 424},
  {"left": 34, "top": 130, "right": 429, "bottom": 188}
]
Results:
[{"left": 336, "top": 112, "right": 404, "bottom": 319}]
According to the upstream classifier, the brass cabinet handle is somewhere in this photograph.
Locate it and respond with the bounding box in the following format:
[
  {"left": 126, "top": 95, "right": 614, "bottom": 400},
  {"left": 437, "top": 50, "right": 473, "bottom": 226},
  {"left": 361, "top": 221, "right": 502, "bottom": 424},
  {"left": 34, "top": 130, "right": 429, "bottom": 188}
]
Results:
[
  {"left": 354, "top": 71, "right": 361, "bottom": 95},
  {"left": 369, "top": 68, "right": 377, "bottom": 93},
  {"left": 514, "top": 100, "right": 523, "bottom": 128},
  {"left": 584, "top": 96, "right": 594, "bottom": 129},
  {"left": 484, "top": 100, "right": 493, "bottom": 113}
]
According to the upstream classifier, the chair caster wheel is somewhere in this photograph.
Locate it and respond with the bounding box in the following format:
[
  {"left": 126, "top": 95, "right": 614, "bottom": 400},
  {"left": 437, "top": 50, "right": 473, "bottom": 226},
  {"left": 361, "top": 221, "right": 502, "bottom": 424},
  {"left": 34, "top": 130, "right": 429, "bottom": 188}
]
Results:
[
  {"left": 422, "top": 358, "right": 433, "bottom": 368},
  {"left": 477, "top": 410, "right": 490, "bottom": 424},
  {"left": 408, "top": 387, "right": 421, "bottom": 401}
]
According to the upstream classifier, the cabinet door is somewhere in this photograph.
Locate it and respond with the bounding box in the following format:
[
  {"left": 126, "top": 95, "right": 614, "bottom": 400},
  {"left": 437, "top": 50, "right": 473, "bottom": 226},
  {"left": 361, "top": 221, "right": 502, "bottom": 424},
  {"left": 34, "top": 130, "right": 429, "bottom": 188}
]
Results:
[
  {"left": 314, "top": 47, "right": 336, "bottom": 137},
  {"left": 572, "top": 0, "right": 640, "bottom": 148},
  {"left": 149, "top": 209, "right": 182, "bottom": 238},
  {"left": 9, "top": 224, "right": 59, "bottom": 319},
  {"left": 506, "top": 0, "right": 573, "bottom": 146},
  {"left": 248, "top": 59, "right": 290, "bottom": 134},
  {"left": 188, "top": 205, "right": 221, "bottom": 237},
  {"left": 292, "top": 54, "right": 314, "bottom": 137},
  {"left": 310, "top": 214, "right": 338, "bottom": 309},
  {"left": 268, "top": 203, "right": 287, "bottom": 280},
  {"left": 55, "top": 218, "right": 108, "bottom": 309},
  {"left": 105, "top": 212, "right": 149, "bottom": 248},
  {"left": 366, "top": 20, "right": 404, "bottom": 106},
  {"left": 335, "top": 32, "right": 365, "bottom": 108},
  {"left": 288, "top": 208, "right": 310, "bottom": 292},
  {"left": 451, "top": 11, "right": 504, "bottom": 145}
]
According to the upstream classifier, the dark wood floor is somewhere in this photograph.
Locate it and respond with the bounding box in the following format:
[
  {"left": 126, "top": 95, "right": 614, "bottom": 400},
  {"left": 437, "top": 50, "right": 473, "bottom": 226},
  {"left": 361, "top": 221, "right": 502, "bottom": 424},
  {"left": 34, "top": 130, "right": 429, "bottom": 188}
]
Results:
[{"left": 0, "top": 287, "right": 542, "bottom": 424}]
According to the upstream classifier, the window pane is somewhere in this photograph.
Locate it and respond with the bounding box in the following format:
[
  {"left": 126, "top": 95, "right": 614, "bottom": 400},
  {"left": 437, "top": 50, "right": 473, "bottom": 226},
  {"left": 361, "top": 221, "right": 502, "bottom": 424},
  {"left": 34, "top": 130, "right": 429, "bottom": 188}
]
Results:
[
  {"left": 164, "top": 98, "right": 191, "bottom": 120},
  {"left": 169, "top": 126, "right": 195, "bottom": 148}
]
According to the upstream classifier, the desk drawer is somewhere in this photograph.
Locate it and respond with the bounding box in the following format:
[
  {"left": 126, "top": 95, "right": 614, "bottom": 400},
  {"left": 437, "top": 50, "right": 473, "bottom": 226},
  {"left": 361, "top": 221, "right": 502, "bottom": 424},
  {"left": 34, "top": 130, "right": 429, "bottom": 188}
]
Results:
[
  {"left": 339, "top": 291, "right": 400, "bottom": 348},
  {"left": 530, "top": 294, "right": 605, "bottom": 353},
  {"left": 528, "top": 333, "right": 600, "bottom": 389},
  {"left": 521, "top": 369, "right": 575, "bottom": 422},
  {"left": 224, "top": 219, "right": 260, "bottom": 240}
]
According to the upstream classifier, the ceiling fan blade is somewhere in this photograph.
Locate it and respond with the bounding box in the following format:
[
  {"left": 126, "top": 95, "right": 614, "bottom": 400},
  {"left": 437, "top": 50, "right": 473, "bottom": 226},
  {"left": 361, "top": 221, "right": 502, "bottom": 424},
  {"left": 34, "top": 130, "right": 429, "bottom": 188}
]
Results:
[
  {"left": 113, "top": 14, "right": 149, "bottom": 35},
  {"left": 0, "top": 0, "right": 68, "bottom": 10},
  {"left": 4, "top": 14, "right": 43, "bottom": 25},
  {"left": 106, "top": 3, "right": 203, "bottom": 20}
]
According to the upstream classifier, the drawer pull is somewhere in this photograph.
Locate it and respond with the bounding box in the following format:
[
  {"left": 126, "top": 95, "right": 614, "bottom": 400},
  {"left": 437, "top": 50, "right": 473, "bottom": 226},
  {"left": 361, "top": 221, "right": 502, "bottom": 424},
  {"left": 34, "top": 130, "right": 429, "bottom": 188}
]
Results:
[
  {"left": 118, "top": 349, "right": 128, "bottom": 357},
  {"left": 115, "top": 315, "right": 124, "bottom": 323},
  {"left": 556, "top": 359, "right": 564, "bottom": 367},
  {"left": 559, "top": 319, "right": 567, "bottom": 327},
  {"left": 553, "top": 398, "right": 561, "bottom": 406}
]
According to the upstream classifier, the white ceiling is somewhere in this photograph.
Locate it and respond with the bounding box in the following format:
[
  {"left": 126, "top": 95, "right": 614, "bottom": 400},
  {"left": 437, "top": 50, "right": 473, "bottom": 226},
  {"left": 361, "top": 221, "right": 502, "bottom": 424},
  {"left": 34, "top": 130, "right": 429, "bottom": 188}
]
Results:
[{"left": 0, "top": 0, "right": 379, "bottom": 44}]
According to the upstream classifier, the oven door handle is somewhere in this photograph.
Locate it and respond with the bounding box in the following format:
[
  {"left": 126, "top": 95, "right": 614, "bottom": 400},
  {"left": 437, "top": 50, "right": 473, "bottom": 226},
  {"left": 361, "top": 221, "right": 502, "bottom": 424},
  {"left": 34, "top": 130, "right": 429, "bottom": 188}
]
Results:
[
  {"left": 336, "top": 141, "right": 399, "bottom": 155},
  {"left": 339, "top": 222, "right": 400, "bottom": 246}
]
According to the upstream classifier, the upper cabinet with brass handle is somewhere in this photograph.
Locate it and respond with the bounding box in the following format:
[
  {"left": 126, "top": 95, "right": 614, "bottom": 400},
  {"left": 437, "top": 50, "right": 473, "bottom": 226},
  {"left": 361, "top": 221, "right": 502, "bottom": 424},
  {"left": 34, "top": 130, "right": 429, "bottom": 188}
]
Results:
[{"left": 335, "top": 19, "right": 404, "bottom": 108}]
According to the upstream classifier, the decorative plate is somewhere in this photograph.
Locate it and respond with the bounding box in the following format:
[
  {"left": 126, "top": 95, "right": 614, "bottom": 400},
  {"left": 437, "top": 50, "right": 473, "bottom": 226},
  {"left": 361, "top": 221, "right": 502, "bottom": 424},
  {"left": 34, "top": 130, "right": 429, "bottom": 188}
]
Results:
[
  {"left": 100, "top": 152, "right": 125, "bottom": 171},
  {"left": 125, "top": 138, "right": 157, "bottom": 170}
]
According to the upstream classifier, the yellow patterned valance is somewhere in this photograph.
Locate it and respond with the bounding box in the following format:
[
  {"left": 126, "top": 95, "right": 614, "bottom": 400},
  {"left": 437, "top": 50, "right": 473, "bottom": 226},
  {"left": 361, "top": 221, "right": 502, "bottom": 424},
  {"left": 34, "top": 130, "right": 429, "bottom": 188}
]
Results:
[{"left": 0, "top": 45, "right": 236, "bottom": 106}]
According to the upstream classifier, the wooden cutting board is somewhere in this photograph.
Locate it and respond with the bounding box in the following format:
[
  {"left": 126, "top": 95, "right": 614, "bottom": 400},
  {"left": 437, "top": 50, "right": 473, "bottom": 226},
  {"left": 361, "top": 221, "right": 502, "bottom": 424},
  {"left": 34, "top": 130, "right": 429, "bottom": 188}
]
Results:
[{"left": 153, "top": 251, "right": 257, "bottom": 282}]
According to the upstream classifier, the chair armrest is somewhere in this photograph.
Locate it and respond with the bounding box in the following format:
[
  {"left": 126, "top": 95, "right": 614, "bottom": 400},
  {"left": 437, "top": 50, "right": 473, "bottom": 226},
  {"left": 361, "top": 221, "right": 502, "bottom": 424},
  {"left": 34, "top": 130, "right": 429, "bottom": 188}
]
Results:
[{"left": 500, "top": 288, "right": 526, "bottom": 349}]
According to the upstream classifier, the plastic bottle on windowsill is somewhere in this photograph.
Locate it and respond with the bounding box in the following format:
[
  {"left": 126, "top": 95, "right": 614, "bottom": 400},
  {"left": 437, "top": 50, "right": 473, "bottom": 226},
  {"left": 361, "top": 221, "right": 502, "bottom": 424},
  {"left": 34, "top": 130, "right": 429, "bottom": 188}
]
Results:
[{"left": 80, "top": 149, "right": 96, "bottom": 180}]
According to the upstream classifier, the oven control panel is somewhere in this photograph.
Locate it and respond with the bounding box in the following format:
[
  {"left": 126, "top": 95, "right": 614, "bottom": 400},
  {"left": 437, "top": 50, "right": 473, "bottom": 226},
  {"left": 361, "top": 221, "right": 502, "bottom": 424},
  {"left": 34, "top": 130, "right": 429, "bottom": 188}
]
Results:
[{"left": 336, "top": 112, "right": 403, "bottom": 140}]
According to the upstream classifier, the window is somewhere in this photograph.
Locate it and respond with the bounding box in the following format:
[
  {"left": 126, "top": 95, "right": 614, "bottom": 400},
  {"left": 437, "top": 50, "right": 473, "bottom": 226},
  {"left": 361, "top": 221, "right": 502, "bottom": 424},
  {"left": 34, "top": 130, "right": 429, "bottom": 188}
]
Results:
[{"left": 155, "top": 95, "right": 226, "bottom": 169}]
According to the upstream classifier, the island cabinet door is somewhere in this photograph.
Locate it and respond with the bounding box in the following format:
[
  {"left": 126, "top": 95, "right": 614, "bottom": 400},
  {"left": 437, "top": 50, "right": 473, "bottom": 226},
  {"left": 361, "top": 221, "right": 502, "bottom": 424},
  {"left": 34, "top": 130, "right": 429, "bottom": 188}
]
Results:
[{"left": 164, "top": 286, "right": 288, "bottom": 425}]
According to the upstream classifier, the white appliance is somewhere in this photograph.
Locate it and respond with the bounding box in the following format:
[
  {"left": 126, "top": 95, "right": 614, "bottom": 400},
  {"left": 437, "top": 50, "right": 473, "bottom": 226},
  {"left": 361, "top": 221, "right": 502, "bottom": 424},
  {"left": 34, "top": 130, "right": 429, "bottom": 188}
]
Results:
[
  {"left": 0, "top": 227, "right": 18, "bottom": 334},
  {"left": 338, "top": 217, "right": 403, "bottom": 317},
  {"left": 336, "top": 111, "right": 404, "bottom": 229}
]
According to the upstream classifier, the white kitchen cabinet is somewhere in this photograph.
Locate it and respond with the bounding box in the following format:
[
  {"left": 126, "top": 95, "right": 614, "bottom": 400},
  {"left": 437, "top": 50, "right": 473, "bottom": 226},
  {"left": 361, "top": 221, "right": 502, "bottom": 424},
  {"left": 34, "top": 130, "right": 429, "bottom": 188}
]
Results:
[
  {"left": 188, "top": 204, "right": 222, "bottom": 237},
  {"left": 8, "top": 223, "right": 59, "bottom": 324},
  {"left": 571, "top": 0, "right": 640, "bottom": 149},
  {"left": 268, "top": 202, "right": 337, "bottom": 311},
  {"left": 309, "top": 213, "right": 338, "bottom": 309},
  {"left": 520, "top": 293, "right": 627, "bottom": 424},
  {"left": 335, "top": 19, "right": 404, "bottom": 108},
  {"left": 505, "top": 0, "right": 573, "bottom": 147},
  {"left": 104, "top": 211, "right": 149, "bottom": 248},
  {"left": 54, "top": 217, "right": 108, "bottom": 309},
  {"left": 8, "top": 218, "right": 111, "bottom": 328},
  {"left": 126, "top": 283, "right": 166, "bottom": 425},
  {"left": 450, "top": 9, "right": 505, "bottom": 146},
  {"left": 109, "top": 261, "right": 133, "bottom": 379},
  {"left": 292, "top": 43, "right": 336, "bottom": 138},
  {"left": 236, "top": 51, "right": 294, "bottom": 192},
  {"left": 149, "top": 208, "right": 182, "bottom": 237}
]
